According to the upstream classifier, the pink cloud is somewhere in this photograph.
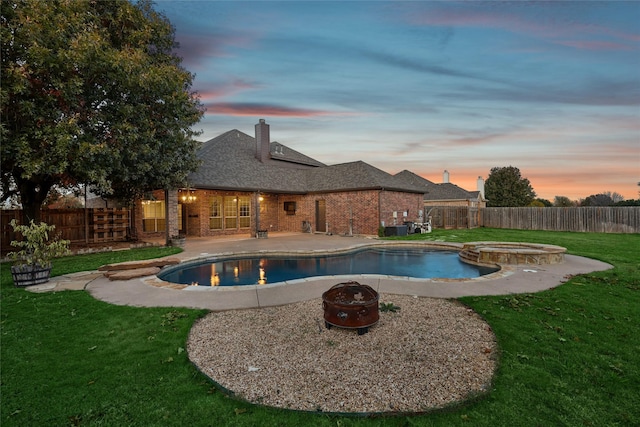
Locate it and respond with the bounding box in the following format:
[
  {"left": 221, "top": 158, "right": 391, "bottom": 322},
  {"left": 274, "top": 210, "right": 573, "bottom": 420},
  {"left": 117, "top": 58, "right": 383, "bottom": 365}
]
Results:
[
  {"left": 198, "top": 79, "right": 261, "bottom": 101},
  {"left": 205, "top": 103, "right": 356, "bottom": 118}
]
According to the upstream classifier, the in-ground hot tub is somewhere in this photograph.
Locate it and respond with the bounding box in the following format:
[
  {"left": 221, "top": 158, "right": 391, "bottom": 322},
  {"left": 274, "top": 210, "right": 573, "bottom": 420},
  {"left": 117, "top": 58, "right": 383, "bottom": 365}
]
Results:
[
  {"left": 322, "top": 281, "right": 379, "bottom": 335},
  {"left": 459, "top": 242, "right": 566, "bottom": 265}
]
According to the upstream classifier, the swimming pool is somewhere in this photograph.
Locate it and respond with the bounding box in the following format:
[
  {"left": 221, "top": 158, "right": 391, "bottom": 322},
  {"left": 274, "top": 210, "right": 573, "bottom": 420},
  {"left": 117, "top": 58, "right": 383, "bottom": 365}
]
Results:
[{"left": 158, "top": 248, "right": 498, "bottom": 287}]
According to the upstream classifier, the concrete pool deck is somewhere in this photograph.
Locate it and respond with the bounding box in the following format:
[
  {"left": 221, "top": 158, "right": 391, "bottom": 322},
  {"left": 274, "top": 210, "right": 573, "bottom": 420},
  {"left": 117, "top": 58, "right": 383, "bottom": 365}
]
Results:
[{"left": 29, "top": 232, "right": 613, "bottom": 310}]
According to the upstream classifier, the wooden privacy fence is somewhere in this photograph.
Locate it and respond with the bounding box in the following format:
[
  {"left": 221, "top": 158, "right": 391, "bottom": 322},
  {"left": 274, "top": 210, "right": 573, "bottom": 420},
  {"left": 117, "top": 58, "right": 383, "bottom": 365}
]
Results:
[
  {"left": 426, "top": 206, "right": 640, "bottom": 233},
  {"left": 427, "top": 207, "right": 480, "bottom": 229},
  {"left": 479, "top": 207, "right": 640, "bottom": 233},
  {"left": 1, "top": 208, "right": 130, "bottom": 254}
]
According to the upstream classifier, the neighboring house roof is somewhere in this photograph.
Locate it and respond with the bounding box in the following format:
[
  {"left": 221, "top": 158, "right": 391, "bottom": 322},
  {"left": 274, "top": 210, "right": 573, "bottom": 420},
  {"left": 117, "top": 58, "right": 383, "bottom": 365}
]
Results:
[
  {"left": 189, "top": 129, "right": 424, "bottom": 194},
  {"left": 394, "top": 170, "right": 481, "bottom": 202},
  {"left": 468, "top": 190, "right": 482, "bottom": 199},
  {"left": 424, "top": 182, "right": 478, "bottom": 201}
]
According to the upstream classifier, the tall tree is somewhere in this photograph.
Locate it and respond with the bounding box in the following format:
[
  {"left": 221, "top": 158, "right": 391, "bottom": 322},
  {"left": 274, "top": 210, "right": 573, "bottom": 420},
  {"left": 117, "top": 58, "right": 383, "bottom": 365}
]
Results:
[
  {"left": 484, "top": 166, "right": 536, "bottom": 207},
  {"left": 1, "top": 0, "right": 204, "bottom": 223}
]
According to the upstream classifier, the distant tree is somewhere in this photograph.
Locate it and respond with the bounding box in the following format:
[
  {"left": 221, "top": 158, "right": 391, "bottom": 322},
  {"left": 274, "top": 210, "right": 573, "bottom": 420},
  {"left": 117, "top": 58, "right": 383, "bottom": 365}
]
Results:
[
  {"left": 43, "top": 185, "right": 84, "bottom": 209},
  {"left": 531, "top": 198, "right": 552, "bottom": 207},
  {"left": 604, "top": 191, "right": 624, "bottom": 203},
  {"left": 1, "top": 0, "right": 204, "bottom": 224},
  {"left": 553, "top": 196, "right": 575, "bottom": 207},
  {"left": 46, "top": 194, "right": 83, "bottom": 209},
  {"left": 581, "top": 193, "right": 615, "bottom": 206},
  {"left": 614, "top": 199, "right": 640, "bottom": 206},
  {"left": 484, "top": 166, "right": 536, "bottom": 207}
]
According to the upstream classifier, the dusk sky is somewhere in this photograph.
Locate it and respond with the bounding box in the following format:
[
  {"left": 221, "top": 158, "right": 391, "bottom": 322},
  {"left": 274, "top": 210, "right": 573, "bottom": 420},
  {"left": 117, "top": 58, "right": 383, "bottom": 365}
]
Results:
[{"left": 155, "top": 1, "right": 640, "bottom": 201}]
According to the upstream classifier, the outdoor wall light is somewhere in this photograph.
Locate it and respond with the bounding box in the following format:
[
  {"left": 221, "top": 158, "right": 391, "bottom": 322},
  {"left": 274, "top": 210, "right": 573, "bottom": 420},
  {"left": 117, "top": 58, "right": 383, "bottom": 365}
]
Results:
[{"left": 179, "top": 188, "right": 197, "bottom": 204}]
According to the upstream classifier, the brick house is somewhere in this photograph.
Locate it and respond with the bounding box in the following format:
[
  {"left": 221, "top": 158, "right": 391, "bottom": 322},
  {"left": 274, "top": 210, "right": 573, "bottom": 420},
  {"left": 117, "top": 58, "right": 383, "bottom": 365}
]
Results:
[{"left": 136, "top": 119, "right": 426, "bottom": 239}]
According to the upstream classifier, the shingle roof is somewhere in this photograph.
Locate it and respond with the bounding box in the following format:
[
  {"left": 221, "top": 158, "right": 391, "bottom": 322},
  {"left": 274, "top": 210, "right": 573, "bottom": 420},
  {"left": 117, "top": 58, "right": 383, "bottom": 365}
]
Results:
[
  {"left": 425, "top": 183, "right": 476, "bottom": 201},
  {"left": 190, "top": 130, "right": 309, "bottom": 192},
  {"left": 394, "top": 170, "right": 435, "bottom": 191},
  {"left": 394, "top": 170, "right": 479, "bottom": 201},
  {"left": 188, "top": 130, "right": 424, "bottom": 194},
  {"left": 307, "top": 161, "right": 421, "bottom": 193},
  {"left": 269, "top": 142, "right": 325, "bottom": 167}
]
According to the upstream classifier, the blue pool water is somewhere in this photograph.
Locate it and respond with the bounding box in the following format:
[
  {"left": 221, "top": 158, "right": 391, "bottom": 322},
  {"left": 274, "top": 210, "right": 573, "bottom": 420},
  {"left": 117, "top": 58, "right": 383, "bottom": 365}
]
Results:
[{"left": 159, "top": 248, "right": 498, "bottom": 287}]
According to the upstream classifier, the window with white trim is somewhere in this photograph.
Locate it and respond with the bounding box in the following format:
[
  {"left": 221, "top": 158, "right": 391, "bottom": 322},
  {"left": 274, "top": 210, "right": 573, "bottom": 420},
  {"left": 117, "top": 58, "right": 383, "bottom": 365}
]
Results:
[
  {"left": 209, "top": 196, "right": 222, "bottom": 229},
  {"left": 142, "top": 200, "right": 165, "bottom": 232},
  {"left": 238, "top": 196, "right": 250, "bottom": 228},
  {"left": 224, "top": 196, "right": 237, "bottom": 229}
]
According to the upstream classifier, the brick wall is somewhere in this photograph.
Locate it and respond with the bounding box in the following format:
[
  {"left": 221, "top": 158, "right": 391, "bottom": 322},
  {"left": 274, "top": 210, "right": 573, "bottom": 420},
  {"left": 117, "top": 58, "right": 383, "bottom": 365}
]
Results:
[
  {"left": 276, "top": 195, "right": 308, "bottom": 233},
  {"left": 136, "top": 189, "right": 424, "bottom": 239},
  {"left": 274, "top": 190, "right": 421, "bottom": 235},
  {"left": 257, "top": 194, "right": 280, "bottom": 232},
  {"left": 379, "top": 191, "right": 424, "bottom": 227},
  {"left": 318, "top": 190, "right": 379, "bottom": 235}
]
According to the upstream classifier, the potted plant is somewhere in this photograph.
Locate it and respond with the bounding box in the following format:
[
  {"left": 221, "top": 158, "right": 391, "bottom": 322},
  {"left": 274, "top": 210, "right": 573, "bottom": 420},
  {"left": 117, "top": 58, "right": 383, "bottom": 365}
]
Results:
[
  {"left": 8, "top": 219, "right": 71, "bottom": 287},
  {"left": 169, "top": 234, "right": 186, "bottom": 248}
]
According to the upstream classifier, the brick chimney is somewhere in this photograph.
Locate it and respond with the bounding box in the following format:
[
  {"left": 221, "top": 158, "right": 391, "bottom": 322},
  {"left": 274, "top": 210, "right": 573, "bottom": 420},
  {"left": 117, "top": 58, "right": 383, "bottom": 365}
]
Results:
[{"left": 255, "top": 119, "right": 270, "bottom": 162}]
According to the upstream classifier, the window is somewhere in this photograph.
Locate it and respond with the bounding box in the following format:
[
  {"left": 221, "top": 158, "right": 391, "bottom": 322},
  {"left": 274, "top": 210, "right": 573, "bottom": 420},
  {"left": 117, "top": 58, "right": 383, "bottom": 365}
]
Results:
[
  {"left": 209, "top": 196, "right": 222, "bottom": 229},
  {"left": 224, "top": 196, "right": 237, "bottom": 229},
  {"left": 284, "top": 201, "right": 296, "bottom": 215},
  {"left": 238, "top": 196, "right": 250, "bottom": 228},
  {"left": 142, "top": 200, "right": 165, "bottom": 232}
]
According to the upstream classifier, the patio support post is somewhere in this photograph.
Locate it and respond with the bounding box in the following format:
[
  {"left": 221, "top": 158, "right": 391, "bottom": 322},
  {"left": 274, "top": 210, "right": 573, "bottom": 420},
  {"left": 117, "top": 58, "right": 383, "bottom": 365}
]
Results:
[
  {"left": 165, "top": 189, "right": 179, "bottom": 244},
  {"left": 255, "top": 191, "right": 260, "bottom": 237}
]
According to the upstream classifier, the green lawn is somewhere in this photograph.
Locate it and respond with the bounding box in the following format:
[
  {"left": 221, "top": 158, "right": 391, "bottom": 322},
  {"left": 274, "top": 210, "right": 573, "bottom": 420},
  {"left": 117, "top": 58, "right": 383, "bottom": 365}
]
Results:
[{"left": 1, "top": 230, "right": 638, "bottom": 426}]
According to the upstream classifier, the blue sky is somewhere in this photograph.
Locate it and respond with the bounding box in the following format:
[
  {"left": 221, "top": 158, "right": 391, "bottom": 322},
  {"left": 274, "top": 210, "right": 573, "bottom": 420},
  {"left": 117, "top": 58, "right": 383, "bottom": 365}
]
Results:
[{"left": 155, "top": 1, "right": 640, "bottom": 201}]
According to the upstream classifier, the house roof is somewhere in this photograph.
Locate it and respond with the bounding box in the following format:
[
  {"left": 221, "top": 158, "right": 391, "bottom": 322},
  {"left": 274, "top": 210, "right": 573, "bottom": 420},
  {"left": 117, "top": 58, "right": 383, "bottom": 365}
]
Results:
[
  {"left": 188, "top": 129, "right": 425, "bottom": 194},
  {"left": 395, "top": 170, "right": 480, "bottom": 201},
  {"left": 424, "top": 182, "right": 477, "bottom": 201},
  {"left": 306, "top": 161, "right": 421, "bottom": 193},
  {"left": 190, "top": 130, "right": 310, "bottom": 193},
  {"left": 394, "top": 170, "right": 435, "bottom": 191}
]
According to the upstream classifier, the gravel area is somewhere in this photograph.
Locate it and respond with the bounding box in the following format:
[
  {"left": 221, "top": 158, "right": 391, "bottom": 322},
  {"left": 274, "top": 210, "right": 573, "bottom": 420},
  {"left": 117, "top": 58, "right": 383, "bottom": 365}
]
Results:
[{"left": 187, "top": 294, "right": 497, "bottom": 414}]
